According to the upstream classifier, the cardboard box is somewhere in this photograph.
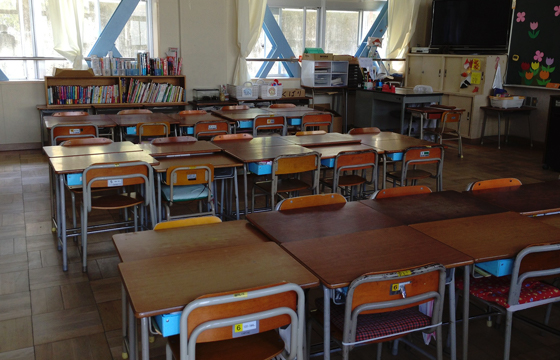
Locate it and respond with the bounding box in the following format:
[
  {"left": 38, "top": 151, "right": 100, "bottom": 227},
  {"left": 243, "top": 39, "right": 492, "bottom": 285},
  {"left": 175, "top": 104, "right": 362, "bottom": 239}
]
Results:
[
  {"left": 302, "top": 53, "right": 333, "bottom": 61},
  {"left": 281, "top": 88, "right": 305, "bottom": 98},
  {"left": 311, "top": 104, "right": 343, "bottom": 133},
  {"left": 53, "top": 68, "right": 95, "bottom": 77},
  {"left": 333, "top": 55, "right": 354, "bottom": 62}
]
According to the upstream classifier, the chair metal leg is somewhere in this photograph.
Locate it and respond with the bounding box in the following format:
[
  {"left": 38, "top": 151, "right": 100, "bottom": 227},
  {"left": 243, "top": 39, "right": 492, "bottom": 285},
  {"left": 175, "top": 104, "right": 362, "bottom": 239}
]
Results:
[
  {"left": 392, "top": 339, "right": 399, "bottom": 355},
  {"left": 81, "top": 207, "right": 88, "bottom": 273},
  {"left": 377, "top": 342, "right": 383, "bottom": 360},
  {"left": 503, "top": 311, "right": 513, "bottom": 360}
]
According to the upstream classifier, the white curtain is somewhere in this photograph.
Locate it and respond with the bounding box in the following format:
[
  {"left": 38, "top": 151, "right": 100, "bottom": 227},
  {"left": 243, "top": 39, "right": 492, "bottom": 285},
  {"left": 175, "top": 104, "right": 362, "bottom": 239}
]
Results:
[
  {"left": 233, "top": 0, "right": 267, "bottom": 85},
  {"left": 48, "top": 0, "right": 88, "bottom": 70},
  {"left": 386, "top": 0, "right": 421, "bottom": 72}
]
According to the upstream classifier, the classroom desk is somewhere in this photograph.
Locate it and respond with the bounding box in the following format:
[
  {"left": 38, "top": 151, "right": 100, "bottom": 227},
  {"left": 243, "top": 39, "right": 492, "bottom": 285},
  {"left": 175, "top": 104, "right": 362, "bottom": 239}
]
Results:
[
  {"left": 411, "top": 211, "right": 560, "bottom": 360},
  {"left": 108, "top": 113, "right": 178, "bottom": 141},
  {"left": 151, "top": 153, "right": 243, "bottom": 221},
  {"left": 305, "top": 144, "right": 376, "bottom": 160},
  {"left": 43, "top": 114, "right": 118, "bottom": 143},
  {"left": 361, "top": 190, "right": 508, "bottom": 224},
  {"left": 167, "top": 112, "right": 223, "bottom": 135},
  {"left": 43, "top": 141, "right": 141, "bottom": 157},
  {"left": 279, "top": 225, "right": 472, "bottom": 360},
  {"left": 266, "top": 106, "right": 319, "bottom": 126},
  {"left": 118, "top": 242, "right": 319, "bottom": 360},
  {"left": 246, "top": 201, "right": 403, "bottom": 244},
  {"left": 221, "top": 144, "right": 318, "bottom": 215},
  {"left": 480, "top": 106, "right": 535, "bottom": 149},
  {"left": 283, "top": 133, "right": 362, "bottom": 147},
  {"left": 49, "top": 151, "right": 158, "bottom": 271},
  {"left": 214, "top": 136, "right": 293, "bottom": 149},
  {"left": 355, "top": 88, "right": 443, "bottom": 134},
  {"left": 464, "top": 180, "right": 560, "bottom": 216},
  {"left": 138, "top": 140, "right": 222, "bottom": 157},
  {"left": 212, "top": 108, "right": 273, "bottom": 131}
]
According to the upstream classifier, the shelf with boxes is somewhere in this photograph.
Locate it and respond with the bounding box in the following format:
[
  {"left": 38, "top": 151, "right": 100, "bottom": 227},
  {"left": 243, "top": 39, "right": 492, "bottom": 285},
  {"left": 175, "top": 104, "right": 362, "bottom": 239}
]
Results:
[{"left": 301, "top": 60, "right": 349, "bottom": 88}]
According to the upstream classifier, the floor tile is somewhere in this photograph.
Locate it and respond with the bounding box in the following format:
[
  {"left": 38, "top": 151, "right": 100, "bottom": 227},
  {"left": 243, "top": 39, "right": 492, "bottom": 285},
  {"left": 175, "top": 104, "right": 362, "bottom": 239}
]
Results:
[
  {"left": 27, "top": 251, "right": 42, "bottom": 269},
  {"left": 29, "top": 263, "right": 88, "bottom": 290},
  {"left": 32, "top": 305, "right": 104, "bottom": 345},
  {"left": 0, "top": 270, "right": 29, "bottom": 295},
  {"left": 97, "top": 256, "right": 120, "bottom": 279},
  {"left": 60, "top": 282, "right": 96, "bottom": 309},
  {"left": 0, "top": 292, "right": 31, "bottom": 321},
  {"left": 30, "top": 286, "right": 63, "bottom": 315},
  {"left": 0, "top": 317, "right": 33, "bottom": 352},
  {"left": 0, "top": 252, "right": 28, "bottom": 274},
  {"left": 34, "top": 333, "right": 112, "bottom": 360},
  {"left": 91, "top": 277, "right": 122, "bottom": 304},
  {"left": 26, "top": 233, "right": 58, "bottom": 252},
  {"left": 0, "top": 347, "right": 35, "bottom": 360},
  {"left": 39, "top": 247, "right": 80, "bottom": 268},
  {"left": 1, "top": 212, "right": 25, "bottom": 226},
  {"left": 24, "top": 210, "right": 52, "bottom": 223},
  {"left": 0, "top": 224, "right": 26, "bottom": 240},
  {"left": 25, "top": 221, "right": 52, "bottom": 237},
  {"left": 97, "top": 299, "right": 122, "bottom": 332}
]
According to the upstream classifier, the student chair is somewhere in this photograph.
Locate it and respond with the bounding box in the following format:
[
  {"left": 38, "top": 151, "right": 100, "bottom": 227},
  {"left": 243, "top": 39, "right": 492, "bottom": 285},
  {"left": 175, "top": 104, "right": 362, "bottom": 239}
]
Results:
[
  {"left": 136, "top": 122, "right": 170, "bottom": 143},
  {"left": 52, "top": 111, "right": 89, "bottom": 116},
  {"left": 456, "top": 243, "right": 560, "bottom": 360},
  {"left": 60, "top": 138, "right": 113, "bottom": 146},
  {"left": 348, "top": 127, "right": 381, "bottom": 134},
  {"left": 166, "top": 282, "right": 306, "bottom": 360},
  {"left": 160, "top": 164, "right": 215, "bottom": 221},
  {"left": 386, "top": 146, "right": 444, "bottom": 192},
  {"left": 269, "top": 103, "right": 296, "bottom": 108},
  {"left": 221, "top": 105, "right": 249, "bottom": 111},
  {"left": 51, "top": 123, "right": 98, "bottom": 145},
  {"left": 151, "top": 136, "right": 197, "bottom": 145},
  {"left": 193, "top": 120, "right": 230, "bottom": 140},
  {"left": 275, "top": 193, "right": 346, "bottom": 211},
  {"left": 320, "top": 149, "right": 378, "bottom": 201},
  {"left": 252, "top": 152, "right": 321, "bottom": 212},
  {"left": 154, "top": 215, "right": 221, "bottom": 230},
  {"left": 80, "top": 161, "right": 155, "bottom": 272},
  {"left": 212, "top": 133, "right": 253, "bottom": 141},
  {"left": 371, "top": 185, "right": 432, "bottom": 199},
  {"left": 252, "top": 115, "right": 287, "bottom": 137},
  {"left": 465, "top": 178, "right": 522, "bottom": 191},
  {"left": 178, "top": 110, "right": 207, "bottom": 115},
  {"left": 117, "top": 109, "right": 153, "bottom": 115},
  {"left": 301, "top": 112, "right": 333, "bottom": 133},
  {"left": 424, "top": 109, "right": 465, "bottom": 158},
  {"left": 310, "top": 264, "right": 447, "bottom": 360},
  {"left": 295, "top": 130, "right": 326, "bottom": 136}
]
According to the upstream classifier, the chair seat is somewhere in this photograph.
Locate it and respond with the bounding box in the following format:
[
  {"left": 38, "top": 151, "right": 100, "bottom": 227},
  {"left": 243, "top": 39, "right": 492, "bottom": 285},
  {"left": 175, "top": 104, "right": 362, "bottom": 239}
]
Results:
[
  {"left": 316, "top": 298, "right": 431, "bottom": 342},
  {"left": 167, "top": 330, "right": 284, "bottom": 360},
  {"left": 322, "top": 175, "right": 367, "bottom": 188},
  {"left": 456, "top": 276, "right": 560, "bottom": 308},
  {"left": 91, "top": 193, "right": 144, "bottom": 210},
  {"left": 161, "top": 184, "right": 209, "bottom": 202},
  {"left": 387, "top": 169, "right": 433, "bottom": 181},
  {"left": 254, "top": 178, "right": 311, "bottom": 194}
]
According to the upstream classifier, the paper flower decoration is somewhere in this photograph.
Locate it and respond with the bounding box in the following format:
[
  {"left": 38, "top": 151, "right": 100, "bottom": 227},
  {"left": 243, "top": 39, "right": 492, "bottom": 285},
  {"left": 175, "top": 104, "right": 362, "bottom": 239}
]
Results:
[
  {"left": 555, "top": 5, "right": 560, "bottom": 16},
  {"left": 534, "top": 51, "right": 544, "bottom": 62},
  {"left": 529, "top": 22, "right": 540, "bottom": 38},
  {"left": 517, "top": 12, "right": 526, "bottom": 22}
]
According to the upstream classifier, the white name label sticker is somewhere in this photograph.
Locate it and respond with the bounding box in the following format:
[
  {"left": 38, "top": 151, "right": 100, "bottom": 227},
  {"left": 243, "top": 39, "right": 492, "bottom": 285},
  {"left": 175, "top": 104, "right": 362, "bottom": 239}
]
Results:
[
  {"left": 233, "top": 321, "right": 259, "bottom": 337},
  {"left": 208, "top": 125, "right": 217, "bottom": 130},
  {"left": 267, "top": 119, "right": 275, "bottom": 124},
  {"left": 420, "top": 151, "right": 430, "bottom": 157},
  {"left": 69, "top": 129, "right": 81, "bottom": 134},
  {"left": 187, "top": 174, "right": 197, "bottom": 180},
  {"left": 108, "top": 179, "right": 123, "bottom": 187}
]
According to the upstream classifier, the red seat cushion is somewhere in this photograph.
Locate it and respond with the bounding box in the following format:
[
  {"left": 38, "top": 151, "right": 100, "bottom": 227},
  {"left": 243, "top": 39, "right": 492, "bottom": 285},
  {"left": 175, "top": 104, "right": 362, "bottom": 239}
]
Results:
[
  {"left": 456, "top": 276, "right": 560, "bottom": 308},
  {"left": 316, "top": 299, "right": 431, "bottom": 342}
]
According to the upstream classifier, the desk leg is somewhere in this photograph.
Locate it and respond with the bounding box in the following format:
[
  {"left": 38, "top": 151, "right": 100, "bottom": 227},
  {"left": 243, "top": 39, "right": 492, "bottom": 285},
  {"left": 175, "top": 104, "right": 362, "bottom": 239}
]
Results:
[
  {"left": 141, "top": 317, "right": 150, "bottom": 360},
  {"left": 323, "top": 285, "right": 331, "bottom": 360},
  {"left": 448, "top": 270, "right": 457, "bottom": 360},
  {"left": 527, "top": 113, "right": 533, "bottom": 147},
  {"left": 344, "top": 89, "right": 348, "bottom": 133},
  {"left": 128, "top": 304, "right": 137, "bottom": 360},
  {"left": 420, "top": 113, "right": 424, "bottom": 140},
  {"left": 382, "top": 154, "right": 387, "bottom": 189},
  {"left": 243, "top": 164, "right": 249, "bottom": 216},
  {"left": 234, "top": 167, "right": 240, "bottom": 220},
  {"left": 480, "top": 112, "right": 488, "bottom": 145},
  {"left": 400, "top": 101, "right": 406, "bottom": 134},
  {"left": 59, "top": 174, "right": 68, "bottom": 272},
  {"left": 505, "top": 115, "right": 510, "bottom": 144},
  {"left": 463, "top": 264, "right": 471, "bottom": 360},
  {"left": 122, "top": 285, "right": 128, "bottom": 359},
  {"left": 157, "top": 173, "right": 162, "bottom": 223},
  {"left": 497, "top": 113, "right": 502, "bottom": 149}
]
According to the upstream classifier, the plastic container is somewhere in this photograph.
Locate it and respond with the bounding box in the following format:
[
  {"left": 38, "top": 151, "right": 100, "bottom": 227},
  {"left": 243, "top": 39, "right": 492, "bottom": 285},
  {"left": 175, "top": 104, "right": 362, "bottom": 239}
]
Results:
[
  {"left": 489, "top": 96, "right": 525, "bottom": 109},
  {"left": 248, "top": 161, "right": 272, "bottom": 175},
  {"left": 386, "top": 152, "right": 403, "bottom": 161},
  {"left": 228, "top": 82, "right": 259, "bottom": 100},
  {"left": 154, "top": 312, "right": 181, "bottom": 337},
  {"left": 259, "top": 84, "right": 283, "bottom": 99},
  {"left": 476, "top": 259, "right": 513, "bottom": 277},
  {"left": 193, "top": 89, "right": 220, "bottom": 101}
]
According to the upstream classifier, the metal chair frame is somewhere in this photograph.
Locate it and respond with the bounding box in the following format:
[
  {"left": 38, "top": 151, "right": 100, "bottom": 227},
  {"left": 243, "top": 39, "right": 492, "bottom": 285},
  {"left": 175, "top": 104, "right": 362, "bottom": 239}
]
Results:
[
  {"left": 386, "top": 146, "right": 444, "bottom": 192},
  {"left": 301, "top": 112, "right": 333, "bottom": 133},
  {"left": 51, "top": 123, "right": 98, "bottom": 145},
  {"left": 252, "top": 115, "right": 287, "bottom": 137}
]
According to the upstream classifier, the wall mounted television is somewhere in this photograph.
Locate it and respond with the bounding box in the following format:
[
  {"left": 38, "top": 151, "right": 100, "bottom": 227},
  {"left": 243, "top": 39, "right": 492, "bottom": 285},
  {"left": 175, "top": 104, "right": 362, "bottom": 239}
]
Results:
[{"left": 430, "top": 0, "right": 513, "bottom": 53}]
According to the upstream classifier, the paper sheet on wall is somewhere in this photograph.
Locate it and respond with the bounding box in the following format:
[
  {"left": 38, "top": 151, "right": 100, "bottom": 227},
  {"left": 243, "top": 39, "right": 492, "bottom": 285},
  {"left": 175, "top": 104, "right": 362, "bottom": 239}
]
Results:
[
  {"left": 493, "top": 64, "right": 503, "bottom": 89},
  {"left": 471, "top": 72, "right": 482, "bottom": 85}
]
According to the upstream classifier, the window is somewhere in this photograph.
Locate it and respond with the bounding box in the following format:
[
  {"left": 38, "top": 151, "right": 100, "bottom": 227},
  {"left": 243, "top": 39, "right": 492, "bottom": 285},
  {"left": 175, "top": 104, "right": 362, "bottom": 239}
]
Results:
[
  {"left": 247, "top": 4, "right": 383, "bottom": 78},
  {"left": 0, "top": 0, "right": 149, "bottom": 80}
]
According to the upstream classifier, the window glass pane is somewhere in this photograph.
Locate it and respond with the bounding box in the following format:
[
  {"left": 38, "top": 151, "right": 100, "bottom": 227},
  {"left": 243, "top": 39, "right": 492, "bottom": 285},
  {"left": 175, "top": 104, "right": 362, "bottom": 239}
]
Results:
[
  {"left": 325, "top": 10, "right": 359, "bottom": 55},
  {"left": 0, "top": 0, "right": 33, "bottom": 57},
  {"left": 305, "top": 9, "right": 317, "bottom": 49},
  {"left": 0, "top": 60, "right": 26, "bottom": 79},
  {"left": 99, "top": 0, "right": 148, "bottom": 57}
]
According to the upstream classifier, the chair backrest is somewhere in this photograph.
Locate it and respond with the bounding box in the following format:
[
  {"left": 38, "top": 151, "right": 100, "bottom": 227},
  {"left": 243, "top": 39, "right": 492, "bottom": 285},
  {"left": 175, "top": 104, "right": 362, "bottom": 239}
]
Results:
[
  {"left": 151, "top": 136, "right": 197, "bottom": 145},
  {"left": 221, "top": 105, "right": 249, "bottom": 111},
  {"left": 343, "top": 264, "right": 446, "bottom": 343},
  {"left": 178, "top": 110, "right": 207, "bottom": 115},
  {"left": 276, "top": 193, "right": 346, "bottom": 211},
  {"left": 53, "top": 111, "right": 88, "bottom": 117},
  {"left": 194, "top": 120, "right": 229, "bottom": 139},
  {"left": 117, "top": 109, "right": 153, "bottom": 115},
  {"left": 136, "top": 122, "right": 170, "bottom": 142},
  {"left": 51, "top": 123, "right": 98, "bottom": 145},
  {"left": 371, "top": 185, "right": 432, "bottom": 199},
  {"left": 301, "top": 112, "right": 333, "bottom": 132},
  {"left": 440, "top": 111, "right": 463, "bottom": 126},
  {"left": 332, "top": 150, "right": 378, "bottom": 190},
  {"left": 212, "top": 133, "right": 253, "bottom": 142},
  {"left": 270, "top": 103, "right": 296, "bottom": 108},
  {"left": 295, "top": 130, "right": 326, "bottom": 136},
  {"left": 466, "top": 178, "right": 522, "bottom": 191},
  {"left": 164, "top": 164, "right": 214, "bottom": 186},
  {"left": 61, "top": 138, "right": 112, "bottom": 146},
  {"left": 253, "top": 115, "right": 286, "bottom": 137},
  {"left": 179, "top": 282, "right": 305, "bottom": 360},
  {"left": 348, "top": 127, "right": 381, "bottom": 134},
  {"left": 154, "top": 216, "right": 221, "bottom": 230},
  {"left": 273, "top": 152, "right": 321, "bottom": 176},
  {"left": 403, "top": 146, "right": 444, "bottom": 167}
]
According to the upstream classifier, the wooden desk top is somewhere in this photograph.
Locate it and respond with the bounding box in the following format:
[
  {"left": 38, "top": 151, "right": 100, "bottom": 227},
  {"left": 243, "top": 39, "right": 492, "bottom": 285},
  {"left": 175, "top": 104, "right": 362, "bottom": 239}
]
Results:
[
  {"left": 139, "top": 140, "right": 222, "bottom": 157},
  {"left": 360, "top": 190, "right": 508, "bottom": 225},
  {"left": 357, "top": 88, "right": 444, "bottom": 97},
  {"left": 151, "top": 153, "right": 243, "bottom": 172},
  {"left": 222, "top": 144, "right": 317, "bottom": 163},
  {"left": 49, "top": 151, "right": 158, "bottom": 174},
  {"left": 246, "top": 201, "right": 403, "bottom": 244},
  {"left": 108, "top": 113, "right": 179, "bottom": 126},
  {"left": 283, "top": 226, "right": 472, "bottom": 289},
  {"left": 119, "top": 242, "right": 319, "bottom": 318},
  {"left": 167, "top": 113, "right": 223, "bottom": 126},
  {"left": 214, "top": 136, "right": 293, "bottom": 149},
  {"left": 464, "top": 181, "right": 560, "bottom": 216},
  {"left": 267, "top": 107, "right": 319, "bottom": 118},
  {"left": 44, "top": 115, "right": 116, "bottom": 129},
  {"left": 370, "top": 138, "right": 438, "bottom": 153},
  {"left": 306, "top": 144, "right": 377, "bottom": 158},
  {"left": 113, "top": 220, "right": 267, "bottom": 262},
  {"left": 350, "top": 132, "right": 407, "bottom": 143},
  {"left": 283, "top": 133, "right": 362, "bottom": 147},
  {"left": 43, "top": 142, "right": 141, "bottom": 158},
  {"left": 212, "top": 108, "right": 272, "bottom": 121},
  {"left": 410, "top": 212, "right": 560, "bottom": 263}
]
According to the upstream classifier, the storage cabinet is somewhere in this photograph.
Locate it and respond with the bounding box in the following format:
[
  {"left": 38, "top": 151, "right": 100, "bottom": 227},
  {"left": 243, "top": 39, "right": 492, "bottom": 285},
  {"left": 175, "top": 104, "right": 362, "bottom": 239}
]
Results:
[
  {"left": 406, "top": 54, "right": 507, "bottom": 139},
  {"left": 301, "top": 60, "right": 349, "bottom": 87}
]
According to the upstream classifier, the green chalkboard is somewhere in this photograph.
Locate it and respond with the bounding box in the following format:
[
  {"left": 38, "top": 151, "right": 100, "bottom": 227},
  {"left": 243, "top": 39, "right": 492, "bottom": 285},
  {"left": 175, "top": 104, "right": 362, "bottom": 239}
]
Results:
[{"left": 506, "top": 0, "right": 560, "bottom": 88}]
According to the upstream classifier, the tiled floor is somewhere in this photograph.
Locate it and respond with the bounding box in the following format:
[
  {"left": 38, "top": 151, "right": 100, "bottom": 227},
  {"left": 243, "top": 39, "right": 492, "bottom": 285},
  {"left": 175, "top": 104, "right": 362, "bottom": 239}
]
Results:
[{"left": 0, "top": 140, "right": 559, "bottom": 359}]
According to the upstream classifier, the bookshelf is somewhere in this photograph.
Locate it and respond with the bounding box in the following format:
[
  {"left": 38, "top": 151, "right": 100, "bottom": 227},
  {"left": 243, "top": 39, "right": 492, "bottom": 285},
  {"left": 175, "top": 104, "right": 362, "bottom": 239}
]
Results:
[{"left": 44, "top": 75, "right": 187, "bottom": 109}]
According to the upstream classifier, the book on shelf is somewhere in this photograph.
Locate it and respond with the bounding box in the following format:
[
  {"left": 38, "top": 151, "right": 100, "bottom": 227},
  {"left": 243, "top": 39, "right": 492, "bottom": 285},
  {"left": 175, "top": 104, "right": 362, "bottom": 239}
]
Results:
[{"left": 46, "top": 84, "right": 119, "bottom": 105}]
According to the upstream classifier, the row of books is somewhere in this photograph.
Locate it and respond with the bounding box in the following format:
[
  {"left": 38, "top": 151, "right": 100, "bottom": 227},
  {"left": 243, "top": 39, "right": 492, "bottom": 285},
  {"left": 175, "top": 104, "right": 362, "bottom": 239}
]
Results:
[
  {"left": 122, "top": 79, "right": 184, "bottom": 103},
  {"left": 90, "top": 52, "right": 182, "bottom": 76},
  {"left": 47, "top": 85, "right": 120, "bottom": 105}
]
